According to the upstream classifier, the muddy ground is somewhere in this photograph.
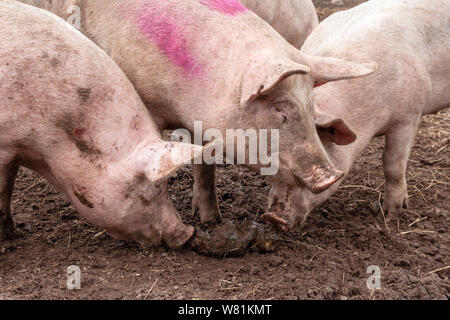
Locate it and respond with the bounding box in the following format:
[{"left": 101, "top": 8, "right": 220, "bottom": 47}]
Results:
[{"left": 0, "top": 0, "right": 449, "bottom": 300}]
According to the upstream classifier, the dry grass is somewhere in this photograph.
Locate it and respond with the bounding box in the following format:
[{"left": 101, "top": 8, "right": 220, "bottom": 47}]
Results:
[{"left": 411, "top": 110, "right": 450, "bottom": 202}]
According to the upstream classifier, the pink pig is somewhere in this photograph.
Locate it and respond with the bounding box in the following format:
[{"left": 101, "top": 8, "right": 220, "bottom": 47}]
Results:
[
  {"left": 18, "top": 0, "right": 377, "bottom": 229},
  {"left": 262, "top": 0, "right": 450, "bottom": 231},
  {"left": 0, "top": 1, "right": 205, "bottom": 248}
]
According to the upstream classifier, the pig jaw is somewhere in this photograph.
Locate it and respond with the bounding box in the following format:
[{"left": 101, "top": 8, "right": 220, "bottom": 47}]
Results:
[
  {"left": 261, "top": 184, "right": 309, "bottom": 232},
  {"left": 71, "top": 173, "right": 194, "bottom": 249},
  {"left": 64, "top": 143, "right": 197, "bottom": 249}
]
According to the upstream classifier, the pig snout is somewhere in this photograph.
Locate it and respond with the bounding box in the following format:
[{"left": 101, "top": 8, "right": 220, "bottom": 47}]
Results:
[
  {"left": 261, "top": 212, "right": 294, "bottom": 232},
  {"left": 288, "top": 140, "right": 344, "bottom": 193},
  {"left": 301, "top": 164, "right": 344, "bottom": 194}
]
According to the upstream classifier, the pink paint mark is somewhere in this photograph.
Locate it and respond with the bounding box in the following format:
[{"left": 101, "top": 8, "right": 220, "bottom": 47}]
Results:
[
  {"left": 200, "top": 0, "right": 247, "bottom": 15},
  {"left": 135, "top": 6, "right": 202, "bottom": 77}
]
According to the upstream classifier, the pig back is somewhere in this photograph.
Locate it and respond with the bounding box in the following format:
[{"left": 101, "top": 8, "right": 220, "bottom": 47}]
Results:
[
  {"left": 302, "top": 0, "right": 450, "bottom": 114},
  {"left": 0, "top": 1, "right": 154, "bottom": 157}
]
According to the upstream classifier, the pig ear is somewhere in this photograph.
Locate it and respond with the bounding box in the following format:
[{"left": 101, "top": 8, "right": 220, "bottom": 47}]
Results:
[
  {"left": 138, "top": 142, "right": 204, "bottom": 183},
  {"left": 241, "top": 57, "right": 310, "bottom": 105},
  {"left": 315, "top": 110, "right": 357, "bottom": 145},
  {"left": 302, "top": 54, "right": 378, "bottom": 85}
]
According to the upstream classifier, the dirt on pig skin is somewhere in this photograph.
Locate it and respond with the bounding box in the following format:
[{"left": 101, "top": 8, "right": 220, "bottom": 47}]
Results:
[{"left": 0, "top": 1, "right": 449, "bottom": 300}]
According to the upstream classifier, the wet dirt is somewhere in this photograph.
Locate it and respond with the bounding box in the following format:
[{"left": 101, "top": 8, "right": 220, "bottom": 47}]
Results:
[{"left": 0, "top": 1, "right": 448, "bottom": 300}]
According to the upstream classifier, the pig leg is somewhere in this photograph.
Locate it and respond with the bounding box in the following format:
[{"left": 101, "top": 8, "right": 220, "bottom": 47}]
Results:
[
  {"left": 0, "top": 163, "right": 19, "bottom": 241},
  {"left": 382, "top": 118, "right": 421, "bottom": 217},
  {"left": 192, "top": 164, "right": 222, "bottom": 226}
]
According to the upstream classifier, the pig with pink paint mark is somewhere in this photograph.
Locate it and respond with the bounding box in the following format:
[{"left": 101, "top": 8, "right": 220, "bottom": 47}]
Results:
[
  {"left": 241, "top": 0, "right": 319, "bottom": 49},
  {"left": 0, "top": 1, "right": 211, "bottom": 249},
  {"left": 261, "top": 0, "right": 450, "bottom": 231},
  {"left": 18, "top": 0, "right": 377, "bottom": 230}
]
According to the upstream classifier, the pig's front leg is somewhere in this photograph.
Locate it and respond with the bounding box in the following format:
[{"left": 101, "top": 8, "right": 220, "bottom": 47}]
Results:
[
  {"left": 0, "top": 163, "right": 19, "bottom": 241},
  {"left": 192, "top": 164, "right": 223, "bottom": 226},
  {"left": 382, "top": 117, "right": 421, "bottom": 217}
]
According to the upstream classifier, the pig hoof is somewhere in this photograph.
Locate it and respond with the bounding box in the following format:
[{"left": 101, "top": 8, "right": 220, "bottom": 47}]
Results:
[
  {"left": 382, "top": 197, "right": 409, "bottom": 220},
  {"left": 187, "top": 221, "right": 258, "bottom": 257},
  {"left": 261, "top": 213, "right": 292, "bottom": 233},
  {"left": 192, "top": 194, "right": 223, "bottom": 228},
  {"left": 403, "top": 198, "right": 410, "bottom": 210},
  {"left": 201, "top": 217, "right": 221, "bottom": 228}
]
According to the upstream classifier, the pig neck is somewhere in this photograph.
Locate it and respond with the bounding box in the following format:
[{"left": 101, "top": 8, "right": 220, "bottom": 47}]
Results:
[{"left": 314, "top": 84, "right": 381, "bottom": 172}]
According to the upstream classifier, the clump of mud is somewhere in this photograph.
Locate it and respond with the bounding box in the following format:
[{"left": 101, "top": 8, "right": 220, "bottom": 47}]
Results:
[{"left": 188, "top": 220, "right": 282, "bottom": 257}]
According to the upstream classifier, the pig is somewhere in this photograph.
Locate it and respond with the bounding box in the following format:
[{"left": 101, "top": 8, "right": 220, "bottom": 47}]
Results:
[
  {"left": 241, "top": 0, "right": 319, "bottom": 49},
  {"left": 0, "top": 0, "right": 208, "bottom": 249},
  {"left": 262, "top": 0, "right": 450, "bottom": 231},
  {"left": 18, "top": 0, "right": 377, "bottom": 229}
]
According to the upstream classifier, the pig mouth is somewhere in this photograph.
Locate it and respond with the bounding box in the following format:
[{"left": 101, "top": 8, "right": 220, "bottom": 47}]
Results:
[
  {"left": 261, "top": 212, "right": 293, "bottom": 233},
  {"left": 301, "top": 165, "right": 344, "bottom": 194}
]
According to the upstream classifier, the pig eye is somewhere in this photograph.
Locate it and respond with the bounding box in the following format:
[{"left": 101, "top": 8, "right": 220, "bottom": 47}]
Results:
[
  {"left": 273, "top": 105, "right": 284, "bottom": 112},
  {"left": 272, "top": 105, "right": 288, "bottom": 121}
]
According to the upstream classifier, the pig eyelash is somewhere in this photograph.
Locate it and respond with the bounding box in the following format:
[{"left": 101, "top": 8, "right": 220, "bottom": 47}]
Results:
[{"left": 272, "top": 105, "right": 288, "bottom": 122}]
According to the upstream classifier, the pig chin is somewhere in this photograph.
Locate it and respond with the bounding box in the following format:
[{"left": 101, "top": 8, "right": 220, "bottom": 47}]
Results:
[
  {"left": 263, "top": 191, "right": 309, "bottom": 232},
  {"left": 298, "top": 164, "right": 344, "bottom": 194}
]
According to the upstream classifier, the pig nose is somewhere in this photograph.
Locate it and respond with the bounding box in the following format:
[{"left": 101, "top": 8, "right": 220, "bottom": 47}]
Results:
[
  {"left": 261, "top": 212, "right": 294, "bottom": 232},
  {"left": 301, "top": 165, "right": 344, "bottom": 194}
]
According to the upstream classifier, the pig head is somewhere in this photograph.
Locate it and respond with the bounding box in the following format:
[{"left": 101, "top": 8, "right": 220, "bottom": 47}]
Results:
[
  {"left": 78, "top": 141, "right": 205, "bottom": 249},
  {"left": 234, "top": 52, "right": 376, "bottom": 194},
  {"left": 262, "top": 102, "right": 359, "bottom": 231}
]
